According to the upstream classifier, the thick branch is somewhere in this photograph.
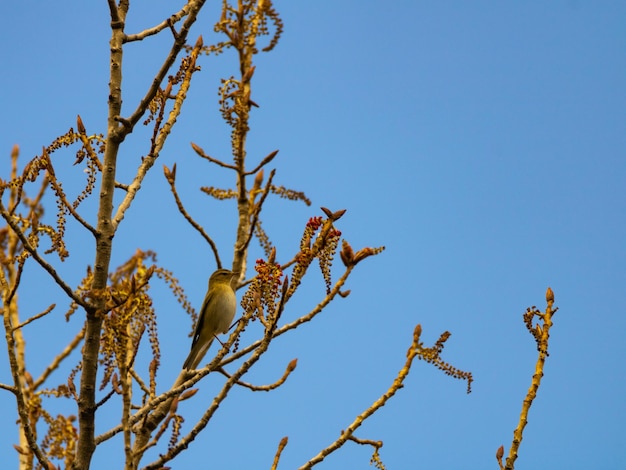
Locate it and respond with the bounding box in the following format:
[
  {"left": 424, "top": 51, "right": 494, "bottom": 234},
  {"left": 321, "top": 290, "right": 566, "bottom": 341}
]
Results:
[{"left": 72, "top": 1, "right": 129, "bottom": 467}]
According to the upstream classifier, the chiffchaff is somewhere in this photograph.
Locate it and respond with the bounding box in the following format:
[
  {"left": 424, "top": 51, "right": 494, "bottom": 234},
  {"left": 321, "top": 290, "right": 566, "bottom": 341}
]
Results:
[{"left": 182, "top": 269, "right": 238, "bottom": 370}]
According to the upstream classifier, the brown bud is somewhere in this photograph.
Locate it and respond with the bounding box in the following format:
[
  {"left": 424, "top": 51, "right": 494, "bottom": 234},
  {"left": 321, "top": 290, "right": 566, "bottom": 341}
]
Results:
[
  {"left": 332, "top": 209, "right": 346, "bottom": 220},
  {"left": 546, "top": 287, "right": 554, "bottom": 303},
  {"left": 340, "top": 240, "right": 354, "bottom": 267},
  {"left": 242, "top": 64, "right": 256, "bottom": 83},
  {"left": 163, "top": 164, "right": 176, "bottom": 184},
  {"left": 169, "top": 396, "right": 180, "bottom": 414},
  {"left": 190, "top": 141, "right": 205, "bottom": 156},
  {"left": 179, "top": 389, "right": 198, "bottom": 401},
  {"left": 287, "top": 358, "right": 298, "bottom": 372},
  {"left": 24, "top": 371, "right": 34, "bottom": 387},
  {"left": 77, "top": 115, "right": 86, "bottom": 134},
  {"left": 353, "top": 248, "right": 370, "bottom": 264},
  {"left": 320, "top": 206, "right": 333, "bottom": 218},
  {"left": 253, "top": 169, "right": 264, "bottom": 190},
  {"left": 13, "top": 445, "right": 26, "bottom": 455},
  {"left": 258, "top": 149, "right": 278, "bottom": 168},
  {"left": 320, "top": 207, "right": 347, "bottom": 221}
]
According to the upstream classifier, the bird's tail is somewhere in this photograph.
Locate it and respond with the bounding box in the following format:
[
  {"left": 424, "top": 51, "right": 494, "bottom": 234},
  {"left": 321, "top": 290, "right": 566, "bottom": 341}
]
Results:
[{"left": 182, "top": 338, "right": 213, "bottom": 370}]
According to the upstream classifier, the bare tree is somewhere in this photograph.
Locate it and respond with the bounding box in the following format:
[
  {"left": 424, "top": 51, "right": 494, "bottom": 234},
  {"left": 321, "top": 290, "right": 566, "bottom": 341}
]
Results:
[{"left": 0, "top": 2, "right": 559, "bottom": 470}]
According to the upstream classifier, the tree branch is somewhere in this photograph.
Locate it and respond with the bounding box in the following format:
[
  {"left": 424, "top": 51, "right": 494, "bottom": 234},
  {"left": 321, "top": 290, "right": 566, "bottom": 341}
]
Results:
[
  {"left": 299, "top": 324, "right": 424, "bottom": 469},
  {"left": 112, "top": 35, "right": 204, "bottom": 230},
  {"left": 124, "top": 4, "right": 192, "bottom": 42},
  {"left": 123, "top": 0, "right": 207, "bottom": 133},
  {"left": 0, "top": 202, "right": 88, "bottom": 309},
  {"left": 33, "top": 326, "right": 85, "bottom": 390},
  {"left": 11, "top": 304, "right": 55, "bottom": 331},
  {"left": 163, "top": 164, "right": 222, "bottom": 268},
  {"left": 504, "top": 288, "right": 557, "bottom": 470}
]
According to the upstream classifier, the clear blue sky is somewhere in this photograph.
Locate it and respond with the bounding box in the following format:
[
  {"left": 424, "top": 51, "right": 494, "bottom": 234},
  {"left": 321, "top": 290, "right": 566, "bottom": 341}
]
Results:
[{"left": 1, "top": 1, "right": 624, "bottom": 469}]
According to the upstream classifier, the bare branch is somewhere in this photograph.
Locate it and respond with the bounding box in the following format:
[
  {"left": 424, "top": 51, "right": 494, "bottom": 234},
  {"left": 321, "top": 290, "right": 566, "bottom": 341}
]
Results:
[
  {"left": 163, "top": 164, "right": 222, "bottom": 268},
  {"left": 221, "top": 266, "right": 353, "bottom": 368},
  {"left": 131, "top": 368, "right": 151, "bottom": 396},
  {"left": 107, "top": 0, "right": 120, "bottom": 24},
  {"left": 11, "top": 304, "right": 55, "bottom": 331},
  {"left": 190, "top": 142, "right": 237, "bottom": 169},
  {"left": 140, "top": 298, "right": 281, "bottom": 470},
  {"left": 240, "top": 168, "right": 275, "bottom": 256},
  {"left": 270, "top": 436, "right": 289, "bottom": 470},
  {"left": 112, "top": 36, "right": 204, "bottom": 230},
  {"left": 33, "top": 326, "right": 85, "bottom": 390},
  {"left": 216, "top": 357, "right": 297, "bottom": 391},
  {"left": 0, "top": 383, "right": 17, "bottom": 394},
  {"left": 299, "top": 325, "right": 423, "bottom": 469},
  {"left": 2, "top": 304, "right": 51, "bottom": 468},
  {"left": 0, "top": 203, "right": 88, "bottom": 309},
  {"left": 123, "top": 0, "right": 207, "bottom": 133},
  {"left": 124, "top": 5, "right": 191, "bottom": 42},
  {"left": 243, "top": 149, "right": 279, "bottom": 176},
  {"left": 504, "top": 288, "right": 558, "bottom": 470}
]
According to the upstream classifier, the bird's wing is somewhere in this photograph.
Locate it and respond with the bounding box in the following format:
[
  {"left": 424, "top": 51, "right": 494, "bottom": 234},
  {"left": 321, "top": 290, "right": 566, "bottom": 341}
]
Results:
[{"left": 189, "top": 289, "right": 214, "bottom": 348}]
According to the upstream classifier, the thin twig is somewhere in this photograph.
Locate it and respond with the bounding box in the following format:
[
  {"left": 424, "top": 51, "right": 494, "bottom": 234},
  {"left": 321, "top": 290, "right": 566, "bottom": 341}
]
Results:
[
  {"left": 0, "top": 202, "right": 88, "bottom": 309},
  {"left": 164, "top": 165, "right": 222, "bottom": 268},
  {"left": 216, "top": 358, "right": 296, "bottom": 392},
  {"left": 0, "top": 383, "right": 17, "bottom": 394},
  {"left": 240, "top": 168, "right": 275, "bottom": 256},
  {"left": 243, "top": 149, "right": 279, "bottom": 176},
  {"left": 112, "top": 35, "right": 204, "bottom": 231},
  {"left": 270, "top": 436, "right": 289, "bottom": 470},
  {"left": 50, "top": 175, "right": 97, "bottom": 235},
  {"left": 123, "top": 0, "right": 207, "bottom": 132},
  {"left": 124, "top": 5, "right": 191, "bottom": 42},
  {"left": 299, "top": 325, "right": 423, "bottom": 469},
  {"left": 504, "top": 288, "right": 557, "bottom": 470},
  {"left": 220, "top": 267, "right": 353, "bottom": 368},
  {"left": 190, "top": 142, "right": 237, "bottom": 169},
  {"left": 11, "top": 304, "right": 55, "bottom": 331},
  {"left": 131, "top": 368, "right": 152, "bottom": 396},
  {"left": 33, "top": 326, "right": 85, "bottom": 389}
]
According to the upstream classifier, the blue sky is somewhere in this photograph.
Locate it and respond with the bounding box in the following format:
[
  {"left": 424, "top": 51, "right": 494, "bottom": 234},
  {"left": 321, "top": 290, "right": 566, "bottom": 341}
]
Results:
[{"left": 1, "top": 1, "right": 625, "bottom": 469}]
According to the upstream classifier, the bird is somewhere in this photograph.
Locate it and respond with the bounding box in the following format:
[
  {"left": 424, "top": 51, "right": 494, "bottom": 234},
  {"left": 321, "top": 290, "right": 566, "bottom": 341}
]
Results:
[{"left": 182, "top": 269, "right": 238, "bottom": 370}]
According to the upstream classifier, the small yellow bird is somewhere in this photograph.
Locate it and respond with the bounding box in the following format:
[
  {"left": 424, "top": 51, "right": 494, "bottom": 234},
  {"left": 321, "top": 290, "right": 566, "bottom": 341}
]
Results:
[{"left": 182, "top": 269, "right": 238, "bottom": 370}]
